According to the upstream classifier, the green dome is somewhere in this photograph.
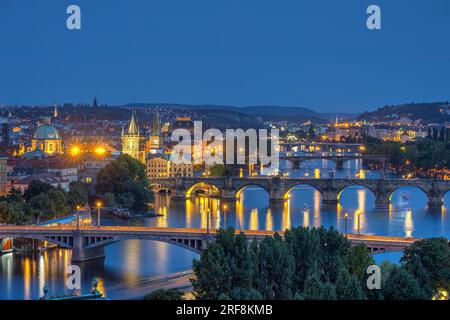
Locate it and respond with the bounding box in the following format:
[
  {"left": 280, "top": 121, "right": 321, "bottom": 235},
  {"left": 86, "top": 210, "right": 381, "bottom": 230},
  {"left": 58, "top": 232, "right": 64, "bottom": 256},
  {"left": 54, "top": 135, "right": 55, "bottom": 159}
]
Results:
[{"left": 33, "top": 124, "right": 61, "bottom": 140}]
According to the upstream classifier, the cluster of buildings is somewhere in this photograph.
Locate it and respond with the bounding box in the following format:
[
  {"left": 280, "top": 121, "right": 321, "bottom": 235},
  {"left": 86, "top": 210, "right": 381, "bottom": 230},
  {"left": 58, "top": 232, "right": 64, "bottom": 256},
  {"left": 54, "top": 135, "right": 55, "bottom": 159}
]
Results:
[
  {"left": 281, "top": 118, "right": 443, "bottom": 143},
  {"left": 0, "top": 106, "right": 197, "bottom": 197}
]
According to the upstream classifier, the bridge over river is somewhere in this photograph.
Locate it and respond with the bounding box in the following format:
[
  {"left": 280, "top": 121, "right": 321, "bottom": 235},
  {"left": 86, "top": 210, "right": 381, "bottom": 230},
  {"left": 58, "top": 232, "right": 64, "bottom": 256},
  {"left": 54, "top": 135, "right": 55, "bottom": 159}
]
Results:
[
  {"left": 0, "top": 225, "right": 419, "bottom": 262},
  {"left": 279, "top": 154, "right": 387, "bottom": 172},
  {"left": 151, "top": 177, "right": 450, "bottom": 207}
]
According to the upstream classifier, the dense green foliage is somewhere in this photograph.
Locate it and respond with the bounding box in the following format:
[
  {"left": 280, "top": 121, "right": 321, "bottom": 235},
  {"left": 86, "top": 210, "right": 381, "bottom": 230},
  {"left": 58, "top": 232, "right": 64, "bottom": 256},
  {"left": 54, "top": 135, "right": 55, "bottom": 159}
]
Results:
[
  {"left": 0, "top": 181, "right": 89, "bottom": 225},
  {"left": 95, "top": 155, "right": 154, "bottom": 211},
  {"left": 192, "top": 227, "right": 369, "bottom": 300},
  {"left": 401, "top": 238, "right": 450, "bottom": 296},
  {"left": 143, "top": 288, "right": 184, "bottom": 300},
  {"left": 192, "top": 227, "right": 449, "bottom": 300},
  {"left": 363, "top": 136, "right": 450, "bottom": 171}
]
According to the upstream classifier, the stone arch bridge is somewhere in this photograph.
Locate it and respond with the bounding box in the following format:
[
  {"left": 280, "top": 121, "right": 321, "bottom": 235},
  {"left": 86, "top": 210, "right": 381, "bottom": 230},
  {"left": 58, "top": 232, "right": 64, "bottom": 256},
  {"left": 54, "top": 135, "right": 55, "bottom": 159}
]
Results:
[
  {"left": 151, "top": 177, "right": 450, "bottom": 207},
  {"left": 279, "top": 154, "right": 387, "bottom": 172},
  {"left": 0, "top": 226, "right": 419, "bottom": 262}
]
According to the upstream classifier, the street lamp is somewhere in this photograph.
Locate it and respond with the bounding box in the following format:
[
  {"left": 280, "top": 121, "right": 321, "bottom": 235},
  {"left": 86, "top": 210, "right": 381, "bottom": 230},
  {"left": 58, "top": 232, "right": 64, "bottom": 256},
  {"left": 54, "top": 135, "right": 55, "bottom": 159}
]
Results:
[
  {"left": 344, "top": 212, "right": 349, "bottom": 237},
  {"left": 356, "top": 209, "right": 361, "bottom": 235},
  {"left": 96, "top": 201, "right": 102, "bottom": 226},
  {"left": 70, "top": 145, "right": 81, "bottom": 157},
  {"left": 206, "top": 208, "right": 211, "bottom": 239},
  {"left": 223, "top": 204, "right": 228, "bottom": 229},
  {"left": 76, "top": 204, "right": 81, "bottom": 230}
]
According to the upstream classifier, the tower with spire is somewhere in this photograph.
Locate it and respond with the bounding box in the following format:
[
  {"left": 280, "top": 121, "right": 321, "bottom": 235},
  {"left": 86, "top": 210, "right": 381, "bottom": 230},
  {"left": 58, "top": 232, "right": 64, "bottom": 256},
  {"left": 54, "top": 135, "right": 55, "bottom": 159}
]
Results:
[
  {"left": 53, "top": 103, "right": 58, "bottom": 118},
  {"left": 147, "top": 107, "right": 163, "bottom": 154},
  {"left": 121, "top": 109, "right": 145, "bottom": 163}
]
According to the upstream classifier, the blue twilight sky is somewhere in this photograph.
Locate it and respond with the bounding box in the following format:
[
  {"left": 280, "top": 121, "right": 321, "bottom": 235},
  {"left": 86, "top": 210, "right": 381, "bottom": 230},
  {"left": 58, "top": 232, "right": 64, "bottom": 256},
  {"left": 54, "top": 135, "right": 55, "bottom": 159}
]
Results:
[{"left": 0, "top": 0, "right": 449, "bottom": 112}]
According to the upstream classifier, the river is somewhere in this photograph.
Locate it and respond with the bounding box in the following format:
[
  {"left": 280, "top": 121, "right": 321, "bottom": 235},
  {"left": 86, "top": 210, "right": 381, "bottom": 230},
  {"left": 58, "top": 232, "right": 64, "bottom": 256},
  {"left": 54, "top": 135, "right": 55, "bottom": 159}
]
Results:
[{"left": 1, "top": 160, "right": 449, "bottom": 299}]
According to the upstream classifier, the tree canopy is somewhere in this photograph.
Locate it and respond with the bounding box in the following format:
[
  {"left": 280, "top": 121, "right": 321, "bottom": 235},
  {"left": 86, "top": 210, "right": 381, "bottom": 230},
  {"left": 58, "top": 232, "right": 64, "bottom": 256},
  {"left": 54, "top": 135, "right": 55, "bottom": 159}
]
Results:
[
  {"left": 0, "top": 181, "right": 89, "bottom": 225},
  {"left": 192, "top": 227, "right": 449, "bottom": 300},
  {"left": 95, "top": 154, "right": 154, "bottom": 211}
]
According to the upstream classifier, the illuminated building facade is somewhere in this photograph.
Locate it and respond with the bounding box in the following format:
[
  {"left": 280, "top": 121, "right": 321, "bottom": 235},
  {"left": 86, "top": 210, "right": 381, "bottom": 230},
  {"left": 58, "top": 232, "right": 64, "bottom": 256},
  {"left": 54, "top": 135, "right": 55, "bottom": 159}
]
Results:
[
  {"left": 146, "top": 154, "right": 193, "bottom": 179},
  {"left": 31, "top": 118, "right": 63, "bottom": 156}
]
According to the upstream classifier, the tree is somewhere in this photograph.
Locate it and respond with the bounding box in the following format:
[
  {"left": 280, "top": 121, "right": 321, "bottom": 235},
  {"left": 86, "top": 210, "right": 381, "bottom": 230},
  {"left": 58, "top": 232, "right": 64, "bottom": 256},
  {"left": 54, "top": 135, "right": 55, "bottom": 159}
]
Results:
[
  {"left": 104, "top": 192, "right": 117, "bottom": 207},
  {"left": 401, "top": 238, "right": 450, "bottom": 296},
  {"left": 67, "top": 181, "right": 89, "bottom": 208},
  {"left": 192, "top": 226, "right": 365, "bottom": 300},
  {"left": 96, "top": 155, "right": 154, "bottom": 211},
  {"left": 403, "top": 254, "right": 433, "bottom": 298},
  {"left": 383, "top": 266, "right": 426, "bottom": 300},
  {"left": 335, "top": 269, "right": 366, "bottom": 300},
  {"left": 303, "top": 274, "right": 323, "bottom": 300},
  {"left": 255, "top": 235, "right": 294, "bottom": 299},
  {"left": 346, "top": 243, "right": 375, "bottom": 280},
  {"left": 192, "top": 228, "right": 255, "bottom": 300},
  {"left": 303, "top": 274, "right": 337, "bottom": 300},
  {"left": 23, "top": 180, "right": 54, "bottom": 201},
  {"left": 143, "top": 288, "right": 184, "bottom": 300}
]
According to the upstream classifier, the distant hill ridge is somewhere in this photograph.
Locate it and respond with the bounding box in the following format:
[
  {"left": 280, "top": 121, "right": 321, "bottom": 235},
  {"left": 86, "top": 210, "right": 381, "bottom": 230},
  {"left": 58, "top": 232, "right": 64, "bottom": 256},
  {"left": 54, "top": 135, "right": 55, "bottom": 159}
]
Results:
[
  {"left": 121, "top": 103, "right": 356, "bottom": 122},
  {"left": 358, "top": 102, "right": 450, "bottom": 124}
]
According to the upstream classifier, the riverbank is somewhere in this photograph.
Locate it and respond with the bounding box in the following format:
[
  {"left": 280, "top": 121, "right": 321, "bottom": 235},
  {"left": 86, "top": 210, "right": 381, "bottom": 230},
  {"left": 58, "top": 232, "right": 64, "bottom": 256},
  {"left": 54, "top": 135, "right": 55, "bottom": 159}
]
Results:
[{"left": 103, "top": 269, "right": 195, "bottom": 300}]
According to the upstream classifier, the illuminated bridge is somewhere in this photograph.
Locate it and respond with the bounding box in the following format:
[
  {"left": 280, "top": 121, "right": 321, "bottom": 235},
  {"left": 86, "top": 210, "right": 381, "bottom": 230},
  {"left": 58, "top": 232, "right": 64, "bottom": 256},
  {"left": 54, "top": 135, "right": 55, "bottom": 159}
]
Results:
[
  {"left": 151, "top": 176, "right": 450, "bottom": 207},
  {"left": 0, "top": 226, "right": 420, "bottom": 262},
  {"left": 279, "top": 154, "right": 387, "bottom": 171}
]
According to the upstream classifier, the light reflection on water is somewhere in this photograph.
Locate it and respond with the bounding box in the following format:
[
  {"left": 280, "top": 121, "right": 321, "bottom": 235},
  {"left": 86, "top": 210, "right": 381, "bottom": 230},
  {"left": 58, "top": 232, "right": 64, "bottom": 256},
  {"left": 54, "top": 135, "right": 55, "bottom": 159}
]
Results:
[{"left": 1, "top": 160, "right": 450, "bottom": 300}]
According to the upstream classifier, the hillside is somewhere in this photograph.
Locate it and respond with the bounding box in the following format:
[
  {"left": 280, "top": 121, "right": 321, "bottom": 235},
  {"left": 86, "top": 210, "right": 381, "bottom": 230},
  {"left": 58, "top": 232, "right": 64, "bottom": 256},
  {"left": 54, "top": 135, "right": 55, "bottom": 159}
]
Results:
[
  {"left": 123, "top": 103, "right": 355, "bottom": 124},
  {"left": 358, "top": 102, "right": 450, "bottom": 124}
]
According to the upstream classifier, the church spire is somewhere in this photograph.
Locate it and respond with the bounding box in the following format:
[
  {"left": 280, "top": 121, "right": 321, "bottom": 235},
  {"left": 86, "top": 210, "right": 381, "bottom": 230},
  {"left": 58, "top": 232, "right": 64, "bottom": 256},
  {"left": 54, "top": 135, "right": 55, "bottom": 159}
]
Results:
[
  {"left": 151, "top": 107, "right": 161, "bottom": 135},
  {"left": 53, "top": 103, "right": 58, "bottom": 118},
  {"left": 127, "top": 109, "right": 139, "bottom": 135}
]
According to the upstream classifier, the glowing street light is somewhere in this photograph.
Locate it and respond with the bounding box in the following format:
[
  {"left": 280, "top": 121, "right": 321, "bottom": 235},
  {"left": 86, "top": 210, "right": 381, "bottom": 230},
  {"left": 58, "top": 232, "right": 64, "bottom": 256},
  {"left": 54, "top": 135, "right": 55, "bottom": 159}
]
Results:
[
  {"left": 70, "top": 145, "right": 81, "bottom": 157},
  {"left": 94, "top": 146, "right": 106, "bottom": 156},
  {"left": 76, "top": 204, "right": 81, "bottom": 230},
  {"left": 223, "top": 204, "right": 228, "bottom": 229},
  {"left": 95, "top": 201, "right": 103, "bottom": 226}
]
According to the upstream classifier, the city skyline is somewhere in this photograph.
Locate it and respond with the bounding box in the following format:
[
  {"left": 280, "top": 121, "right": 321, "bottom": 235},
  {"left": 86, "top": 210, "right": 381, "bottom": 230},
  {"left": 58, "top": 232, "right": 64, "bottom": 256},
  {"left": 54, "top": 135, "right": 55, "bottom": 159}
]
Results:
[{"left": 1, "top": 0, "right": 450, "bottom": 112}]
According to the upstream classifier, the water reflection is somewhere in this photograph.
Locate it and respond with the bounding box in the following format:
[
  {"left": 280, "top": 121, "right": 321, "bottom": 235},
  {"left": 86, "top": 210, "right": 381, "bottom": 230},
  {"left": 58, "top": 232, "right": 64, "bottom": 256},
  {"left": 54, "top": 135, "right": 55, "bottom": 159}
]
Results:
[{"left": 1, "top": 161, "right": 450, "bottom": 299}]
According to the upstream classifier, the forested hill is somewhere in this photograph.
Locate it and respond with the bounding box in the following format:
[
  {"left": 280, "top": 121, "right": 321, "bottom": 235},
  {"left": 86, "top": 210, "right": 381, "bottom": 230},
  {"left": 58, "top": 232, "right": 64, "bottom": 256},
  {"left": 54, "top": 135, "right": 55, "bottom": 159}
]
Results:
[{"left": 358, "top": 102, "right": 450, "bottom": 124}]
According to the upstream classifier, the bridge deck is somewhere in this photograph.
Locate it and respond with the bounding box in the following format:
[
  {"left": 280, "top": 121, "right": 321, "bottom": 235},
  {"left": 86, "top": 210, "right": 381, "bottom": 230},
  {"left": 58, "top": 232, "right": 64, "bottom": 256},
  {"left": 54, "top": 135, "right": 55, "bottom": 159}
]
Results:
[{"left": 0, "top": 225, "right": 419, "bottom": 243}]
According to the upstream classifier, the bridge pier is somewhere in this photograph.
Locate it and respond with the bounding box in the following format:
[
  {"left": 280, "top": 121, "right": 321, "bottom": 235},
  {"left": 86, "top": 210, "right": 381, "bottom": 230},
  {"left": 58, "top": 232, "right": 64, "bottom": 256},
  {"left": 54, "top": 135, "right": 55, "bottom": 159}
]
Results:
[
  {"left": 221, "top": 189, "right": 237, "bottom": 201},
  {"left": 72, "top": 235, "right": 105, "bottom": 262},
  {"left": 375, "top": 193, "right": 390, "bottom": 207},
  {"left": 170, "top": 188, "right": 187, "bottom": 201},
  {"left": 335, "top": 160, "right": 344, "bottom": 170},
  {"left": 269, "top": 190, "right": 286, "bottom": 203},
  {"left": 321, "top": 191, "right": 338, "bottom": 206},
  {"left": 292, "top": 160, "right": 300, "bottom": 169},
  {"left": 427, "top": 194, "right": 444, "bottom": 208}
]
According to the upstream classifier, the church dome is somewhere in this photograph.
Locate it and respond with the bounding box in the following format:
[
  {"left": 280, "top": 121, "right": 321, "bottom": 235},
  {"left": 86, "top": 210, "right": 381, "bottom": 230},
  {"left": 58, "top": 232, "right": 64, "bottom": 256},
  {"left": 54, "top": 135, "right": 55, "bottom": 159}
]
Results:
[{"left": 33, "top": 124, "right": 61, "bottom": 140}]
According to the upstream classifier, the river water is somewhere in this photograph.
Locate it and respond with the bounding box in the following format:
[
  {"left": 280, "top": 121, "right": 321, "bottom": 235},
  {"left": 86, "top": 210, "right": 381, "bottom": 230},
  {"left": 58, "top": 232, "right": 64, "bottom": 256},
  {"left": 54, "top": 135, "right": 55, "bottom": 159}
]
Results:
[{"left": 1, "top": 160, "right": 449, "bottom": 300}]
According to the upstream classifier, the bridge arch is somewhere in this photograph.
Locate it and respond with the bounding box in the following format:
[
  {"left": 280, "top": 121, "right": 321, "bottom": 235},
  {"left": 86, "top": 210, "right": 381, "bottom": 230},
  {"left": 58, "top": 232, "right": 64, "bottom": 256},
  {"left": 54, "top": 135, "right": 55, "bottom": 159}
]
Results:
[
  {"left": 337, "top": 185, "right": 377, "bottom": 209},
  {"left": 284, "top": 183, "right": 323, "bottom": 200},
  {"left": 444, "top": 190, "right": 450, "bottom": 207},
  {"left": 186, "top": 182, "right": 221, "bottom": 198},
  {"left": 389, "top": 186, "right": 429, "bottom": 208},
  {"left": 236, "top": 183, "right": 270, "bottom": 196}
]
